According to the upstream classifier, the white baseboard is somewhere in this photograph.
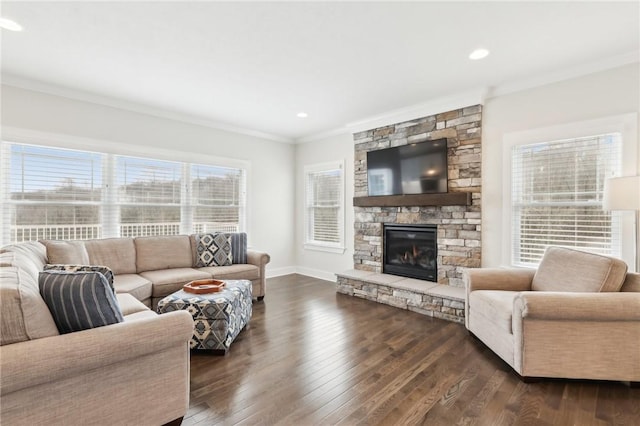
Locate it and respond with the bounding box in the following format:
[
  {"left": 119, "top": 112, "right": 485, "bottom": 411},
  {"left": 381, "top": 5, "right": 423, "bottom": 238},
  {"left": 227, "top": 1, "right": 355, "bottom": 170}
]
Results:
[
  {"left": 295, "top": 267, "right": 337, "bottom": 282},
  {"left": 265, "top": 266, "right": 297, "bottom": 278},
  {"left": 265, "top": 265, "right": 337, "bottom": 282}
]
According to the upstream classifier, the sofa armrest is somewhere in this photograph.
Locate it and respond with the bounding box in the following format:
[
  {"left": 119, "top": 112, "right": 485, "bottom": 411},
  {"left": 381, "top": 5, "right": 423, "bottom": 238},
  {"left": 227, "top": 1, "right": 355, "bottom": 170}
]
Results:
[
  {"left": 247, "top": 249, "right": 270, "bottom": 267},
  {"left": 513, "top": 291, "right": 640, "bottom": 321},
  {"left": 465, "top": 268, "right": 535, "bottom": 292},
  {"left": 0, "top": 311, "right": 193, "bottom": 395}
]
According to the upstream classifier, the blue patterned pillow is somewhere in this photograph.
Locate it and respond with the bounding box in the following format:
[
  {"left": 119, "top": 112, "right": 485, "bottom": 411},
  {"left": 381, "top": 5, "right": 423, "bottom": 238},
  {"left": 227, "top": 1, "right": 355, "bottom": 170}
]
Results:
[
  {"left": 39, "top": 270, "right": 124, "bottom": 334},
  {"left": 195, "top": 233, "right": 233, "bottom": 267},
  {"left": 43, "top": 264, "right": 115, "bottom": 293},
  {"left": 230, "top": 232, "right": 248, "bottom": 264}
]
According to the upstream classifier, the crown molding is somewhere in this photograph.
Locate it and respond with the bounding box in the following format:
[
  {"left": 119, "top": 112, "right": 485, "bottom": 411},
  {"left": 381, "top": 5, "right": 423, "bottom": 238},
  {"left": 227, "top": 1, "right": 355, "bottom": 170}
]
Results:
[
  {"left": 295, "top": 126, "right": 351, "bottom": 144},
  {"left": 1, "top": 73, "right": 294, "bottom": 144},
  {"left": 344, "top": 88, "right": 489, "bottom": 135},
  {"left": 487, "top": 50, "right": 639, "bottom": 99}
]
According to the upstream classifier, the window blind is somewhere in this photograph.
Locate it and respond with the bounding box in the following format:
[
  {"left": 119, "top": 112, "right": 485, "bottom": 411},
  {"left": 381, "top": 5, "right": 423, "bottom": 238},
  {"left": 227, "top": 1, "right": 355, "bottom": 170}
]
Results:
[
  {"left": 2, "top": 143, "right": 103, "bottom": 242},
  {"left": 115, "top": 156, "right": 182, "bottom": 237},
  {"left": 511, "top": 133, "right": 622, "bottom": 266},
  {"left": 1, "top": 141, "right": 247, "bottom": 244},
  {"left": 191, "top": 163, "right": 246, "bottom": 233},
  {"left": 305, "top": 163, "right": 344, "bottom": 246}
]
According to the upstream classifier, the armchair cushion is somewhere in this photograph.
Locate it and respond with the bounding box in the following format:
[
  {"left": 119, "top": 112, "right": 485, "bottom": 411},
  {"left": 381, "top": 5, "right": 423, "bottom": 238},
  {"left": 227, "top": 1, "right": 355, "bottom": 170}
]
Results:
[{"left": 532, "top": 246, "right": 627, "bottom": 293}]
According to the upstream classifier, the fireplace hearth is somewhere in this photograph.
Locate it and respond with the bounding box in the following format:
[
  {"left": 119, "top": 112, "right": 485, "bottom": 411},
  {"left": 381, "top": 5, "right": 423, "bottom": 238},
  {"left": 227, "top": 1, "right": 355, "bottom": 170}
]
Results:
[{"left": 383, "top": 224, "right": 437, "bottom": 281}]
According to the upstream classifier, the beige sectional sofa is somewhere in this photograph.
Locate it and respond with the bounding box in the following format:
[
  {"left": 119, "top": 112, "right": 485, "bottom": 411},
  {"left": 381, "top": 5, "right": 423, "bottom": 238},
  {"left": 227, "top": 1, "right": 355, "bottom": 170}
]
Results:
[
  {"left": 465, "top": 246, "right": 640, "bottom": 384},
  {"left": 0, "top": 234, "right": 270, "bottom": 425},
  {"left": 43, "top": 234, "right": 271, "bottom": 308}
]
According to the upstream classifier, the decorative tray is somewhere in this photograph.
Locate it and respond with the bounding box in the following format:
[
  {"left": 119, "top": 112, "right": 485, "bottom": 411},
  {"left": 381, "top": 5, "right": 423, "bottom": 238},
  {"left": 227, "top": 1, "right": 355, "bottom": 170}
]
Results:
[{"left": 183, "top": 279, "right": 226, "bottom": 294}]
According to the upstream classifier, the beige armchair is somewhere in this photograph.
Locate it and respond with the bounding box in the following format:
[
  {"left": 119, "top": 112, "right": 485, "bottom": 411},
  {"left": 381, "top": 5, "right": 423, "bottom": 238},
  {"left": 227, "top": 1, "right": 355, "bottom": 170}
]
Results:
[{"left": 465, "top": 246, "right": 640, "bottom": 384}]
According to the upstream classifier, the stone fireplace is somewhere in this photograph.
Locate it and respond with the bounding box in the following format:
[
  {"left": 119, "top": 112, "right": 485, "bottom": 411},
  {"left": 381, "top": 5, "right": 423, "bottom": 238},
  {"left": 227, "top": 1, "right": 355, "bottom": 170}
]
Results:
[
  {"left": 383, "top": 224, "right": 437, "bottom": 281},
  {"left": 336, "top": 105, "right": 482, "bottom": 323}
]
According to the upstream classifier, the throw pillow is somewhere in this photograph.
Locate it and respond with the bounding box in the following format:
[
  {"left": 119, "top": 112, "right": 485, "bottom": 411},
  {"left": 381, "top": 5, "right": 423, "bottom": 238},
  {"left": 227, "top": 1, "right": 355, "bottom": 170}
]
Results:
[
  {"left": 39, "top": 270, "right": 124, "bottom": 334},
  {"left": 42, "top": 240, "right": 90, "bottom": 265},
  {"left": 43, "top": 264, "right": 115, "bottom": 293},
  {"left": 230, "top": 232, "right": 248, "bottom": 264},
  {"left": 195, "top": 233, "right": 233, "bottom": 267}
]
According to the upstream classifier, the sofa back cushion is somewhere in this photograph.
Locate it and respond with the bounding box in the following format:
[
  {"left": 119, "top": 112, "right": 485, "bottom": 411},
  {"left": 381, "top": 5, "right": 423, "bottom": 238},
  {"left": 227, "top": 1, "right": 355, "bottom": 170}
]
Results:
[
  {"left": 84, "top": 238, "right": 137, "bottom": 275},
  {"left": 621, "top": 272, "right": 640, "bottom": 293},
  {"left": 41, "top": 240, "right": 90, "bottom": 265},
  {"left": 532, "top": 246, "right": 627, "bottom": 292},
  {"left": 134, "top": 235, "right": 192, "bottom": 273},
  {"left": 0, "top": 266, "right": 60, "bottom": 345},
  {"left": 0, "top": 241, "right": 48, "bottom": 274}
]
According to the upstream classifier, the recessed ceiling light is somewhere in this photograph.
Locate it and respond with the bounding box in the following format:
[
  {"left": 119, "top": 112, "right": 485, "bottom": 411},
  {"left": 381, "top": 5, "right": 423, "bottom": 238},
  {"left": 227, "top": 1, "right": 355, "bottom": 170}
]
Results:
[
  {"left": 0, "top": 18, "right": 23, "bottom": 32},
  {"left": 296, "top": 112, "right": 308, "bottom": 118},
  {"left": 469, "top": 48, "right": 489, "bottom": 60}
]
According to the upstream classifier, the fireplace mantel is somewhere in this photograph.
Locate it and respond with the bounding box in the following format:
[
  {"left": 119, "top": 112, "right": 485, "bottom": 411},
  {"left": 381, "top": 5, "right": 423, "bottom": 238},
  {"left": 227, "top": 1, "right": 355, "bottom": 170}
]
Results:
[{"left": 353, "top": 192, "right": 471, "bottom": 207}]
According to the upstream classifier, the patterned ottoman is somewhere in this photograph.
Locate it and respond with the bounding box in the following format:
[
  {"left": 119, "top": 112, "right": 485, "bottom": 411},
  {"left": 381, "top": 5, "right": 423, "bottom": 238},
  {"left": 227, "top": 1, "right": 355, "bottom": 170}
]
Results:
[{"left": 157, "top": 279, "right": 252, "bottom": 352}]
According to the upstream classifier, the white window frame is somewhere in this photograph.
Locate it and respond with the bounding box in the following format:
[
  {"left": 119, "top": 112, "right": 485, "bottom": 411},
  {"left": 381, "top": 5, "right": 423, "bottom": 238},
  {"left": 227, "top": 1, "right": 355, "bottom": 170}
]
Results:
[
  {"left": 1, "top": 127, "right": 250, "bottom": 244},
  {"left": 304, "top": 160, "right": 346, "bottom": 254},
  {"left": 502, "top": 114, "right": 638, "bottom": 269}
]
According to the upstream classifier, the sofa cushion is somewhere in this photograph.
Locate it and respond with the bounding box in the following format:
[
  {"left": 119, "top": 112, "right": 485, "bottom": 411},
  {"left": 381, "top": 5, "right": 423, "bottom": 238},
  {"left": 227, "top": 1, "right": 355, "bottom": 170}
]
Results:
[
  {"left": 113, "top": 274, "right": 153, "bottom": 302},
  {"left": 199, "top": 264, "right": 260, "bottom": 281},
  {"left": 532, "top": 246, "right": 628, "bottom": 293},
  {"left": 139, "top": 268, "right": 211, "bottom": 298},
  {"left": 39, "top": 270, "right": 124, "bottom": 334},
  {"left": 194, "top": 233, "right": 232, "bottom": 267},
  {"left": 42, "top": 240, "right": 90, "bottom": 265},
  {"left": 0, "top": 241, "right": 48, "bottom": 272},
  {"left": 116, "top": 293, "right": 151, "bottom": 316},
  {"left": 135, "top": 235, "right": 193, "bottom": 273},
  {"left": 0, "top": 250, "right": 42, "bottom": 282},
  {"left": 0, "top": 267, "right": 60, "bottom": 345},
  {"left": 468, "top": 290, "right": 520, "bottom": 334},
  {"left": 84, "top": 238, "right": 137, "bottom": 275},
  {"left": 44, "top": 264, "right": 115, "bottom": 292}
]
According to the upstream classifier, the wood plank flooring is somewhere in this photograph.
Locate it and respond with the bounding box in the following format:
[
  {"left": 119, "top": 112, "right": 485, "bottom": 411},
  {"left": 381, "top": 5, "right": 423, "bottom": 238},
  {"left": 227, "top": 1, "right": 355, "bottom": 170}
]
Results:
[{"left": 185, "top": 274, "right": 640, "bottom": 425}]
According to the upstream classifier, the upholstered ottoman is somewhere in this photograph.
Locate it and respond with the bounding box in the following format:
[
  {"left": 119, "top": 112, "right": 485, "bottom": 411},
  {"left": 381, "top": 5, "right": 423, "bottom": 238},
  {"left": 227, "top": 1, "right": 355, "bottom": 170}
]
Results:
[{"left": 157, "top": 279, "right": 252, "bottom": 352}]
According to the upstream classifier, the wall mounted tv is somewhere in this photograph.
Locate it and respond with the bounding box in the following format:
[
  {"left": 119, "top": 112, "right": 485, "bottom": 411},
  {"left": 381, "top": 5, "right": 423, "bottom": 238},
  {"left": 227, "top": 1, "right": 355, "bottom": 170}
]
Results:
[{"left": 367, "top": 138, "right": 448, "bottom": 196}]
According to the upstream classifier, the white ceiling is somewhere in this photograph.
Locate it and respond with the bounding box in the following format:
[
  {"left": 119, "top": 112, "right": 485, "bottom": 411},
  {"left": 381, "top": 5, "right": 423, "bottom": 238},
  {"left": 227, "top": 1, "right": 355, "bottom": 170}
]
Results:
[{"left": 1, "top": 1, "right": 638, "bottom": 142}]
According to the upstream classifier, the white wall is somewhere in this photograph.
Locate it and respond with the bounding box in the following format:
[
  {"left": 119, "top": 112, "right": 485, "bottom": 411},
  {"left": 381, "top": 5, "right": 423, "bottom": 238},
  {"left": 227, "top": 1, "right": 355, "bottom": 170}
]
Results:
[
  {"left": 294, "top": 132, "right": 354, "bottom": 280},
  {"left": 482, "top": 63, "right": 640, "bottom": 267},
  {"left": 0, "top": 84, "right": 296, "bottom": 274}
]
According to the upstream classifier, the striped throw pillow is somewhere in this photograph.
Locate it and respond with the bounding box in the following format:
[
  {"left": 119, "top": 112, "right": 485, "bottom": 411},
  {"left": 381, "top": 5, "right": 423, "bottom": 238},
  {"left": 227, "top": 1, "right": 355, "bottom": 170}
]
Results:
[
  {"left": 230, "top": 232, "right": 248, "bottom": 264},
  {"left": 39, "top": 270, "right": 124, "bottom": 334},
  {"left": 43, "top": 264, "right": 115, "bottom": 293}
]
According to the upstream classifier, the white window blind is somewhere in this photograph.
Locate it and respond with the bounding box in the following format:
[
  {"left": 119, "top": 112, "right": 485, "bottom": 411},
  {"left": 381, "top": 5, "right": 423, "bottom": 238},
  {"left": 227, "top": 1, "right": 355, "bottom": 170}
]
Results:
[
  {"left": 1, "top": 141, "right": 247, "bottom": 244},
  {"left": 304, "top": 161, "right": 344, "bottom": 251},
  {"left": 191, "top": 163, "right": 246, "bottom": 233},
  {"left": 116, "top": 156, "right": 182, "bottom": 237},
  {"left": 2, "top": 143, "right": 103, "bottom": 242},
  {"left": 511, "top": 133, "right": 622, "bottom": 266}
]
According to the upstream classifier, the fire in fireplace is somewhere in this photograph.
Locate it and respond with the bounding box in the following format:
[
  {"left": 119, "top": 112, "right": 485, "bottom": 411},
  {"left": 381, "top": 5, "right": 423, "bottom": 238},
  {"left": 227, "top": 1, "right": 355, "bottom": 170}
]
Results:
[{"left": 383, "top": 224, "right": 437, "bottom": 281}]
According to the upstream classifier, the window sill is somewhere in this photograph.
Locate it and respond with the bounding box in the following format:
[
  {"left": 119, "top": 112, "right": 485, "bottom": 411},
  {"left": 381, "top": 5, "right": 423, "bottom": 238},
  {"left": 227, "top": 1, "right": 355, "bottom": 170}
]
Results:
[{"left": 304, "top": 243, "right": 346, "bottom": 254}]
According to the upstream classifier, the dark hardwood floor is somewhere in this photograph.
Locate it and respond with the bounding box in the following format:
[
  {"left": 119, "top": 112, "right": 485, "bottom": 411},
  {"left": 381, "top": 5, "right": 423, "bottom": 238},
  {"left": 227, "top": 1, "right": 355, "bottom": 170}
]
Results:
[{"left": 185, "top": 274, "right": 640, "bottom": 425}]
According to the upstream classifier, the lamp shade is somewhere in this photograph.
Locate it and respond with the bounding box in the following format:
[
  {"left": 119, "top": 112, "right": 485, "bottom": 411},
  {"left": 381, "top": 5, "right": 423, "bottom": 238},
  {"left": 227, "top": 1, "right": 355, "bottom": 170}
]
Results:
[{"left": 603, "top": 176, "right": 640, "bottom": 211}]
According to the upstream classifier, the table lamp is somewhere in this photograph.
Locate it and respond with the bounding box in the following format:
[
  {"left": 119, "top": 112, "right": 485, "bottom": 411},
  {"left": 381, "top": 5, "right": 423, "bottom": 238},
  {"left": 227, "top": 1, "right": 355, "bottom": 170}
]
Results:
[{"left": 603, "top": 175, "right": 640, "bottom": 272}]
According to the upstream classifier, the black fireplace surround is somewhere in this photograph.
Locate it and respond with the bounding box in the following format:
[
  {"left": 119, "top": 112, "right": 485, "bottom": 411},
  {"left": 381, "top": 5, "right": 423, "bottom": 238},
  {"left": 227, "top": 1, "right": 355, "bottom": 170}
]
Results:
[{"left": 383, "top": 224, "right": 437, "bottom": 281}]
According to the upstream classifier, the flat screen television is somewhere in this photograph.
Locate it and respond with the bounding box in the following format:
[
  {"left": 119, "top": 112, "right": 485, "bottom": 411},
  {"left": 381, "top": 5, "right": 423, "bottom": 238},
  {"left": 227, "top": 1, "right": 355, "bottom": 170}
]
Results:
[{"left": 367, "top": 138, "right": 448, "bottom": 196}]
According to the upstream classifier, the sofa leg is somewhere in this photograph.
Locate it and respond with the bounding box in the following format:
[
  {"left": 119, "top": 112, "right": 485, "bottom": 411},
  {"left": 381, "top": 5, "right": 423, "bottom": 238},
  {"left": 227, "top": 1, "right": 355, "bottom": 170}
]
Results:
[
  {"left": 163, "top": 416, "right": 183, "bottom": 426},
  {"left": 520, "top": 375, "right": 542, "bottom": 384},
  {"left": 257, "top": 296, "right": 264, "bottom": 302},
  {"left": 630, "top": 381, "right": 640, "bottom": 388}
]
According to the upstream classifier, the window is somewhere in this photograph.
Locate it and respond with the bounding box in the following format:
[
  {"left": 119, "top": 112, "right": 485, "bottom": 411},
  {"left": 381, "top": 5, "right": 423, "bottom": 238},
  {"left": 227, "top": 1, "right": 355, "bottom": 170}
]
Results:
[
  {"left": 304, "top": 161, "right": 345, "bottom": 253},
  {"left": 511, "top": 133, "right": 622, "bottom": 266},
  {"left": 1, "top": 142, "right": 247, "bottom": 244}
]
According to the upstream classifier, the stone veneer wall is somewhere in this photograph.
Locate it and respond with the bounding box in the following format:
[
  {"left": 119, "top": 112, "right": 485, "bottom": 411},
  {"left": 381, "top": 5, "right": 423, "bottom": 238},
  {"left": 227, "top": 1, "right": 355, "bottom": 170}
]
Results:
[{"left": 353, "top": 105, "right": 482, "bottom": 287}]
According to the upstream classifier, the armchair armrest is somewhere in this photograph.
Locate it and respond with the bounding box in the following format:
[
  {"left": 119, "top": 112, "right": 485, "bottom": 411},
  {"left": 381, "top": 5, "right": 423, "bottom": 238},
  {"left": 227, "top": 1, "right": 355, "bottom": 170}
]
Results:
[
  {"left": 465, "top": 267, "right": 535, "bottom": 292},
  {"left": 0, "top": 311, "right": 194, "bottom": 395},
  {"left": 513, "top": 292, "right": 640, "bottom": 321}
]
